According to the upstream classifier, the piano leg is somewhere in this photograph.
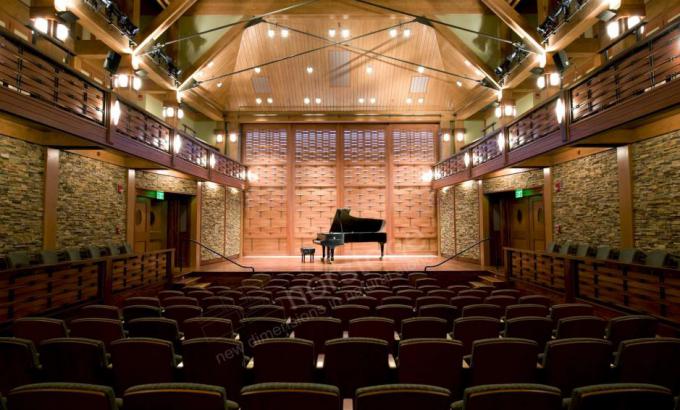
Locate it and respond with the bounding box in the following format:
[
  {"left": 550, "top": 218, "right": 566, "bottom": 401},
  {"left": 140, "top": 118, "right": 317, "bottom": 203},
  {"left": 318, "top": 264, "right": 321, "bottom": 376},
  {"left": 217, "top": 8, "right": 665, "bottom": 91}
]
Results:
[
  {"left": 380, "top": 242, "right": 385, "bottom": 260},
  {"left": 321, "top": 245, "right": 326, "bottom": 262},
  {"left": 330, "top": 247, "right": 335, "bottom": 263}
]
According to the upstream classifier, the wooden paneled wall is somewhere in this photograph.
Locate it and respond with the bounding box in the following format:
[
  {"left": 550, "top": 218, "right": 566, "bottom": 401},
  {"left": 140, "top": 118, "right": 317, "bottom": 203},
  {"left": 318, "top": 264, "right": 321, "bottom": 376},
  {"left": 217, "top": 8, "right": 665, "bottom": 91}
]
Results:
[{"left": 242, "top": 124, "right": 438, "bottom": 256}]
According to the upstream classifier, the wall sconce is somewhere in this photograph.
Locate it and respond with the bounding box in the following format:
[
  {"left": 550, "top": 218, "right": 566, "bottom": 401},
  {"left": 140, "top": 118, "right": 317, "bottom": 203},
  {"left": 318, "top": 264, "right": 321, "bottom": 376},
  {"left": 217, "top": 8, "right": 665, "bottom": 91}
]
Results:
[
  {"left": 113, "top": 74, "right": 142, "bottom": 91},
  {"left": 536, "top": 72, "right": 560, "bottom": 89},
  {"left": 442, "top": 132, "right": 451, "bottom": 142},
  {"left": 229, "top": 132, "right": 238, "bottom": 143},
  {"left": 455, "top": 130, "right": 465, "bottom": 142},
  {"left": 247, "top": 170, "right": 259, "bottom": 182},
  {"left": 54, "top": 0, "right": 72, "bottom": 12},
  {"left": 173, "top": 134, "right": 182, "bottom": 154},
  {"left": 111, "top": 100, "right": 121, "bottom": 126},
  {"left": 32, "top": 17, "right": 70, "bottom": 42},
  {"left": 463, "top": 152, "right": 471, "bottom": 167},
  {"left": 606, "top": 20, "right": 621, "bottom": 39},
  {"left": 215, "top": 132, "right": 224, "bottom": 143},
  {"left": 495, "top": 102, "right": 516, "bottom": 118},
  {"left": 608, "top": 0, "right": 621, "bottom": 10},
  {"left": 163, "top": 106, "right": 184, "bottom": 119},
  {"left": 209, "top": 153, "right": 216, "bottom": 169},
  {"left": 555, "top": 98, "right": 566, "bottom": 124},
  {"left": 497, "top": 133, "right": 505, "bottom": 152},
  {"left": 421, "top": 169, "right": 434, "bottom": 182}
]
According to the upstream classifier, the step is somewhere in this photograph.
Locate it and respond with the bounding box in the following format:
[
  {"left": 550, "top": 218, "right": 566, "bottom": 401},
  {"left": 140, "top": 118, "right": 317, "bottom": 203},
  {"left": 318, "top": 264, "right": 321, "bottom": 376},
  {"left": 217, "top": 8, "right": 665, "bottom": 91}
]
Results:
[
  {"left": 479, "top": 275, "right": 507, "bottom": 285},
  {"left": 469, "top": 281, "right": 496, "bottom": 290}
]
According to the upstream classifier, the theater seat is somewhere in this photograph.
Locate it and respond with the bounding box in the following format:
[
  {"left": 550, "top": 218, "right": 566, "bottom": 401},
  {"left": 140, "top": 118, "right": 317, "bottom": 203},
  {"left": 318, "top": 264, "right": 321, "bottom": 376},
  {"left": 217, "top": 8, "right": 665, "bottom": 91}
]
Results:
[
  {"left": 504, "top": 317, "right": 553, "bottom": 351},
  {"left": 469, "top": 338, "right": 539, "bottom": 386},
  {"left": 381, "top": 296, "right": 413, "bottom": 306},
  {"left": 239, "top": 382, "right": 341, "bottom": 410},
  {"left": 182, "top": 338, "right": 245, "bottom": 401},
  {"left": 292, "top": 317, "right": 342, "bottom": 354},
  {"left": 355, "top": 384, "right": 451, "bottom": 410},
  {"left": 323, "top": 337, "right": 389, "bottom": 397},
  {"left": 398, "top": 338, "right": 464, "bottom": 398},
  {"left": 331, "top": 304, "right": 370, "bottom": 330},
  {"left": 615, "top": 338, "right": 680, "bottom": 394},
  {"left": 38, "top": 338, "right": 107, "bottom": 384},
  {"left": 291, "top": 304, "right": 327, "bottom": 319},
  {"left": 0, "top": 337, "right": 39, "bottom": 395},
  {"left": 415, "top": 296, "right": 448, "bottom": 309},
  {"left": 462, "top": 304, "right": 503, "bottom": 319},
  {"left": 504, "top": 304, "right": 549, "bottom": 320},
  {"left": 491, "top": 289, "right": 521, "bottom": 298},
  {"left": 451, "top": 383, "right": 562, "bottom": 410},
  {"left": 401, "top": 317, "right": 448, "bottom": 339},
  {"left": 79, "top": 304, "right": 121, "bottom": 320},
  {"left": 13, "top": 317, "right": 68, "bottom": 345},
  {"left": 450, "top": 296, "right": 483, "bottom": 312},
  {"left": 161, "top": 296, "right": 199, "bottom": 307},
  {"left": 550, "top": 304, "right": 594, "bottom": 323},
  {"left": 566, "top": 383, "right": 675, "bottom": 410},
  {"left": 376, "top": 304, "right": 414, "bottom": 329},
  {"left": 457, "top": 289, "right": 488, "bottom": 298},
  {"left": 204, "top": 305, "right": 244, "bottom": 330},
  {"left": 124, "top": 297, "right": 161, "bottom": 308},
  {"left": 418, "top": 304, "right": 458, "bottom": 329},
  {"left": 542, "top": 338, "right": 613, "bottom": 396},
  {"left": 182, "top": 317, "right": 234, "bottom": 339},
  {"left": 239, "top": 317, "right": 289, "bottom": 356},
  {"left": 123, "top": 383, "right": 238, "bottom": 410},
  {"left": 158, "top": 290, "right": 184, "bottom": 301},
  {"left": 483, "top": 295, "right": 517, "bottom": 309},
  {"left": 246, "top": 304, "right": 286, "bottom": 319},
  {"left": 555, "top": 316, "right": 606, "bottom": 339},
  {"left": 252, "top": 339, "right": 315, "bottom": 383},
  {"left": 276, "top": 296, "right": 308, "bottom": 316},
  {"left": 203, "top": 296, "right": 236, "bottom": 308},
  {"left": 518, "top": 295, "right": 552, "bottom": 307},
  {"left": 7, "top": 383, "right": 117, "bottom": 410},
  {"left": 451, "top": 317, "right": 501, "bottom": 355},
  {"left": 348, "top": 317, "right": 395, "bottom": 348},
  {"left": 122, "top": 305, "right": 162, "bottom": 322},
  {"left": 162, "top": 305, "right": 202, "bottom": 331},
  {"left": 69, "top": 318, "right": 125, "bottom": 349},
  {"left": 127, "top": 318, "right": 181, "bottom": 347},
  {"left": 428, "top": 289, "right": 457, "bottom": 299},
  {"left": 109, "top": 338, "right": 178, "bottom": 394},
  {"left": 605, "top": 315, "right": 657, "bottom": 349}
]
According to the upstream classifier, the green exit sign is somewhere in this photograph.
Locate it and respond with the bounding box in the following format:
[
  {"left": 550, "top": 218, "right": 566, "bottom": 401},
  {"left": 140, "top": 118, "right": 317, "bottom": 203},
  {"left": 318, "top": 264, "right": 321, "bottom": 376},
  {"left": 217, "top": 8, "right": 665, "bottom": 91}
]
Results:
[
  {"left": 141, "top": 190, "right": 165, "bottom": 200},
  {"left": 155, "top": 191, "right": 164, "bottom": 200},
  {"left": 515, "top": 189, "right": 524, "bottom": 198}
]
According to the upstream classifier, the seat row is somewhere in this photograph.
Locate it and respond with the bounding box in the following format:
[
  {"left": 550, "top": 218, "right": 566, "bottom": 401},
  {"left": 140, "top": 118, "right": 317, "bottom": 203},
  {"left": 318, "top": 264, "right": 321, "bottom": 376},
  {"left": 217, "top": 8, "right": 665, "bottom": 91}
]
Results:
[
  {"left": 0, "top": 242, "right": 132, "bottom": 270},
  {"left": 4, "top": 381, "right": 678, "bottom": 410},
  {"left": 3, "top": 330, "right": 679, "bottom": 399}
]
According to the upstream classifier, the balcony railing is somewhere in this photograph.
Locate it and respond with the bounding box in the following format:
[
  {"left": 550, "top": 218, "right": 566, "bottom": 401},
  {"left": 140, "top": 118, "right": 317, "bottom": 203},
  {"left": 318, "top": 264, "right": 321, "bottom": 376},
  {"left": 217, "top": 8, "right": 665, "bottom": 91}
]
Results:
[
  {"left": 434, "top": 21, "right": 680, "bottom": 184},
  {"left": 0, "top": 30, "right": 104, "bottom": 124},
  {"left": 0, "top": 28, "right": 246, "bottom": 186}
]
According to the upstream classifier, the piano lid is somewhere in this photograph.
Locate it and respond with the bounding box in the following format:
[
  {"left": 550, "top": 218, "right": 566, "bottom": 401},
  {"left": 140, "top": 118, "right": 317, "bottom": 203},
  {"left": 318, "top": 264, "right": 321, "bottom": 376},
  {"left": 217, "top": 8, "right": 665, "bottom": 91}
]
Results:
[{"left": 329, "top": 208, "right": 385, "bottom": 233}]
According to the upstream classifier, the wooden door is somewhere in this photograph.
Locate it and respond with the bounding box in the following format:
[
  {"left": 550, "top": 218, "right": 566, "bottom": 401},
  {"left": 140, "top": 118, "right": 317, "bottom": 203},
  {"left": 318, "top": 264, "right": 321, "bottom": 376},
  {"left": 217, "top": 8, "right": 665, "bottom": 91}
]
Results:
[
  {"left": 134, "top": 197, "right": 168, "bottom": 253},
  {"left": 509, "top": 198, "right": 531, "bottom": 249},
  {"left": 530, "top": 195, "right": 546, "bottom": 252},
  {"left": 133, "top": 198, "right": 149, "bottom": 253}
]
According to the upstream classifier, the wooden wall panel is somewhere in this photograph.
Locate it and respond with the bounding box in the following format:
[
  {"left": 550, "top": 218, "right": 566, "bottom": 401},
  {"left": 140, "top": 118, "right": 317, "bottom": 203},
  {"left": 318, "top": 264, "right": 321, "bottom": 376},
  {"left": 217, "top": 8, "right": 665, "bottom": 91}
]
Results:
[{"left": 243, "top": 123, "right": 438, "bottom": 256}]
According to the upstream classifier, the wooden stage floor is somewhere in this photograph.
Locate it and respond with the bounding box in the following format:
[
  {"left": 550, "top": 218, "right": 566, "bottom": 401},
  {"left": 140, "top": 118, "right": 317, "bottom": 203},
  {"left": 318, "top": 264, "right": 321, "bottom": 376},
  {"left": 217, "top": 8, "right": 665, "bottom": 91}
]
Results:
[{"left": 196, "top": 255, "right": 488, "bottom": 273}]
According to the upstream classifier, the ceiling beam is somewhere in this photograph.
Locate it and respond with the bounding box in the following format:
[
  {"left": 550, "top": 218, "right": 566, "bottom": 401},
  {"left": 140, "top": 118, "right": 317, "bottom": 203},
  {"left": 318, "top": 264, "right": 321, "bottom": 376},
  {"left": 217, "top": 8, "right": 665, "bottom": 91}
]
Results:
[
  {"left": 454, "top": 86, "right": 497, "bottom": 119},
  {"left": 503, "top": 52, "right": 541, "bottom": 89},
  {"left": 134, "top": 0, "right": 199, "bottom": 53},
  {"left": 546, "top": 0, "right": 609, "bottom": 52},
  {"left": 69, "top": 0, "right": 132, "bottom": 53},
  {"left": 178, "top": 21, "right": 247, "bottom": 90},
  {"left": 479, "top": 0, "right": 545, "bottom": 54},
  {"left": 430, "top": 20, "right": 500, "bottom": 89}
]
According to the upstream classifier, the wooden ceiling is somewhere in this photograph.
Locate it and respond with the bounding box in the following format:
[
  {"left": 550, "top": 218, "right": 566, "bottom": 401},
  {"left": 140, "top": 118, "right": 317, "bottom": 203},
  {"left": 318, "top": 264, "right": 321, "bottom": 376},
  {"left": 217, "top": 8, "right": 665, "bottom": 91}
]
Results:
[{"left": 193, "top": 17, "right": 486, "bottom": 113}]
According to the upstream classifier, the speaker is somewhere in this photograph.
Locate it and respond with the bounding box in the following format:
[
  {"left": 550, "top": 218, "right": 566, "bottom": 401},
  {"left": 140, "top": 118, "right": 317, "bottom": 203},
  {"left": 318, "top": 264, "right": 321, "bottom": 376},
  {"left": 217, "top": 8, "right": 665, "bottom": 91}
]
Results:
[
  {"left": 103, "top": 51, "right": 122, "bottom": 74},
  {"left": 553, "top": 50, "right": 570, "bottom": 72}
]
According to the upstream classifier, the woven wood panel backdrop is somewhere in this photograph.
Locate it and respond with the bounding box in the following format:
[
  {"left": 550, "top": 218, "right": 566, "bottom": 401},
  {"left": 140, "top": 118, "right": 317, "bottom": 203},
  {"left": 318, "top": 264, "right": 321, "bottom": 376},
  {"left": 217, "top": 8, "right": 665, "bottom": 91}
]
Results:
[{"left": 243, "top": 124, "right": 438, "bottom": 256}]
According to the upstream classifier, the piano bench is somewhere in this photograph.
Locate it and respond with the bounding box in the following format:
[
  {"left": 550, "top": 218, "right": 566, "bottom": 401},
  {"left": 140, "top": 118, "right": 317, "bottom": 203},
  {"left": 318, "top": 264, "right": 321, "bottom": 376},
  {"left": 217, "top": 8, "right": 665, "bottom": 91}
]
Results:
[{"left": 301, "top": 247, "right": 316, "bottom": 263}]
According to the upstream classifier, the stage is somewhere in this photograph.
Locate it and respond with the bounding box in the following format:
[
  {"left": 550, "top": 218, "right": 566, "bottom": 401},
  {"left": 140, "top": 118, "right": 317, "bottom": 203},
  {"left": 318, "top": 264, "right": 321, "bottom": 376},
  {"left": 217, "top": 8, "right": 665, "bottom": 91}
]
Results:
[{"left": 196, "top": 255, "right": 491, "bottom": 274}]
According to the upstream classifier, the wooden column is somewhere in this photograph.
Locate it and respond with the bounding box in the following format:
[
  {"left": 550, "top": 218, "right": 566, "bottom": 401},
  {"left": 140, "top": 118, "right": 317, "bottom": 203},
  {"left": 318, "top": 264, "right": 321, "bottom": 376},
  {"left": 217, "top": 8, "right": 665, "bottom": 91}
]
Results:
[
  {"left": 126, "top": 169, "right": 136, "bottom": 245},
  {"left": 190, "top": 181, "right": 202, "bottom": 268},
  {"left": 617, "top": 145, "right": 634, "bottom": 247},
  {"left": 286, "top": 124, "right": 296, "bottom": 255},
  {"left": 43, "top": 148, "right": 60, "bottom": 250},
  {"left": 543, "top": 167, "right": 554, "bottom": 244},
  {"left": 385, "top": 125, "right": 395, "bottom": 255},
  {"left": 478, "top": 180, "right": 490, "bottom": 266}
]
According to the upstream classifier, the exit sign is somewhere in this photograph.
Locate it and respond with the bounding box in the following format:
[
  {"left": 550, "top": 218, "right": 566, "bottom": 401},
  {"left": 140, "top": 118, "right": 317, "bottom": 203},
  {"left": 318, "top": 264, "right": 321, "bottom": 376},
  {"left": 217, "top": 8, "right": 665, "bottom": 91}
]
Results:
[
  {"left": 141, "top": 190, "right": 165, "bottom": 200},
  {"left": 515, "top": 188, "right": 536, "bottom": 199}
]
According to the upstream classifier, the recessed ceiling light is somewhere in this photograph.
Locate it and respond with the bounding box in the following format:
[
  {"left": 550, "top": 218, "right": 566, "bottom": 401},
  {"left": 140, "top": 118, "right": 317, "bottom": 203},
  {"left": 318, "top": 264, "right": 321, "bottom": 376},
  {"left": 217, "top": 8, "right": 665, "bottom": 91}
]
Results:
[
  {"left": 417, "top": 66, "right": 425, "bottom": 74},
  {"left": 267, "top": 97, "right": 273, "bottom": 104},
  {"left": 403, "top": 28, "right": 411, "bottom": 38},
  {"left": 389, "top": 28, "right": 398, "bottom": 38},
  {"left": 217, "top": 82, "right": 223, "bottom": 88},
  {"left": 207, "top": 61, "right": 214, "bottom": 68},
  {"left": 194, "top": 70, "right": 203, "bottom": 78},
  {"left": 281, "top": 28, "right": 289, "bottom": 38},
  {"left": 341, "top": 28, "right": 350, "bottom": 38},
  {"left": 406, "top": 97, "right": 413, "bottom": 104},
  {"left": 366, "top": 65, "right": 374, "bottom": 75},
  {"left": 315, "top": 97, "right": 322, "bottom": 104},
  {"left": 369, "top": 97, "right": 376, "bottom": 104},
  {"left": 304, "top": 97, "right": 311, "bottom": 105},
  {"left": 254, "top": 67, "right": 261, "bottom": 74},
  {"left": 267, "top": 28, "right": 276, "bottom": 38},
  {"left": 417, "top": 97, "right": 424, "bottom": 104},
  {"left": 358, "top": 97, "right": 365, "bottom": 104},
  {"left": 456, "top": 81, "right": 462, "bottom": 87},
  {"left": 306, "top": 66, "right": 314, "bottom": 74},
  {"left": 464, "top": 60, "right": 471, "bottom": 67},
  {"left": 328, "top": 28, "right": 336, "bottom": 38},
  {"left": 255, "top": 98, "right": 262, "bottom": 104}
]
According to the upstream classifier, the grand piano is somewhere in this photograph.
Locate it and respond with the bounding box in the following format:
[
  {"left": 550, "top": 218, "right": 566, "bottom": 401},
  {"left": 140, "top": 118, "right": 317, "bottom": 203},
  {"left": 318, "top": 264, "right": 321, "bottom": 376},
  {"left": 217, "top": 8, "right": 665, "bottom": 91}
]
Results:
[{"left": 315, "top": 208, "right": 387, "bottom": 262}]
